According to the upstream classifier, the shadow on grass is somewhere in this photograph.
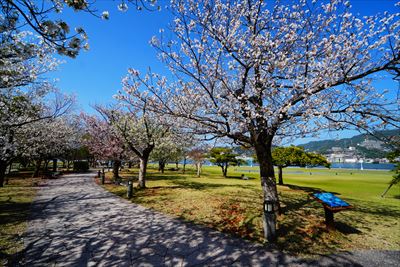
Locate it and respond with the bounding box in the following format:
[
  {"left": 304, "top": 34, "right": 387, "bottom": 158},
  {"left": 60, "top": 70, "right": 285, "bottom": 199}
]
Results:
[
  {"left": 170, "top": 179, "right": 257, "bottom": 191},
  {"left": 285, "top": 184, "right": 340, "bottom": 195},
  {"left": 335, "top": 222, "right": 362, "bottom": 234},
  {"left": 0, "top": 200, "right": 31, "bottom": 226},
  {"left": 224, "top": 175, "right": 257, "bottom": 180},
  {"left": 0, "top": 180, "right": 37, "bottom": 266}
]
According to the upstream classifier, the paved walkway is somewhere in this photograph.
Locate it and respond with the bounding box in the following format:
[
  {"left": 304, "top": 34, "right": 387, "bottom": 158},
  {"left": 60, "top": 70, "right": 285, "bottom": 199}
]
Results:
[{"left": 23, "top": 173, "right": 399, "bottom": 266}]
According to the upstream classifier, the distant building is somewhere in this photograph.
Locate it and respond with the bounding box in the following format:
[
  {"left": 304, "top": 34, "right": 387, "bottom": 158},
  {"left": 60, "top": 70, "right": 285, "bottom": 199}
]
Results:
[{"left": 326, "top": 146, "right": 360, "bottom": 163}]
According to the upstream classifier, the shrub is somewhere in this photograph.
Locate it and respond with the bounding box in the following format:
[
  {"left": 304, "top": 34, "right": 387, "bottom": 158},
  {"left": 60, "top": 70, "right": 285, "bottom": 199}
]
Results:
[{"left": 73, "top": 161, "right": 89, "bottom": 172}]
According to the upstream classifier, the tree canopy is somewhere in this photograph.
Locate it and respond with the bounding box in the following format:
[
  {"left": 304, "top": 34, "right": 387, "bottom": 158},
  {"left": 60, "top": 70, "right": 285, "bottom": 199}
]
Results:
[
  {"left": 272, "top": 146, "right": 330, "bottom": 185},
  {"left": 208, "top": 147, "right": 244, "bottom": 177}
]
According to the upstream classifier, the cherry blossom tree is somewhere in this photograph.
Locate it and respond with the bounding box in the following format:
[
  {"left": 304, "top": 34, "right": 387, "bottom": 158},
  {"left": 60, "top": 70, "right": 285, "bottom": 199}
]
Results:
[
  {"left": 0, "top": 27, "right": 73, "bottom": 186},
  {"left": 187, "top": 147, "right": 208, "bottom": 177},
  {"left": 120, "top": 0, "right": 400, "bottom": 241},
  {"left": 82, "top": 113, "right": 126, "bottom": 182},
  {"left": 151, "top": 139, "right": 182, "bottom": 173},
  {"left": 95, "top": 105, "right": 170, "bottom": 188},
  {"left": 150, "top": 129, "right": 193, "bottom": 172},
  {"left": 0, "top": 0, "right": 160, "bottom": 57},
  {"left": 23, "top": 116, "right": 82, "bottom": 177}
]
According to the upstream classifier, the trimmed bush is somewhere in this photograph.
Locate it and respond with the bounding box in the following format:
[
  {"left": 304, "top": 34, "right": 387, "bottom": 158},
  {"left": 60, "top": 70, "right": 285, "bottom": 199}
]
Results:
[{"left": 73, "top": 161, "right": 89, "bottom": 172}]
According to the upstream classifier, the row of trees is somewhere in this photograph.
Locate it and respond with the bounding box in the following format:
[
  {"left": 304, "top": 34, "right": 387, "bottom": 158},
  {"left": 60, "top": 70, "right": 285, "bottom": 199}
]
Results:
[
  {"left": 2, "top": 0, "right": 398, "bottom": 242},
  {"left": 0, "top": 8, "right": 84, "bottom": 186}
]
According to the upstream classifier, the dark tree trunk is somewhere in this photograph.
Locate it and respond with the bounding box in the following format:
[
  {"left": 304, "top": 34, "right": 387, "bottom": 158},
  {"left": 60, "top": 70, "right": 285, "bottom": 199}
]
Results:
[
  {"left": 183, "top": 157, "right": 187, "bottom": 174},
  {"left": 278, "top": 166, "right": 284, "bottom": 185},
  {"left": 44, "top": 160, "right": 49, "bottom": 172},
  {"left": 0, "top": 160, "right": 7, "bottom": 187},
  {"left": 158, "top": 161, "right": 165, "bottom": 173},
  {"left": 223, "top": 165, "right": 228, "bottom": 177},
  {"left": 254, "top": 135, "right": 279, "bottom": 242},
  {"left": 52, "top": 159, "right": 57, "bottom": 172},
  {"left": 91, "top": 156, "right": 96, "bottom": 168},
  {"left": 220, "top": 166, "right": 225, "bottom": 177},
  {"left": 32, "top": 159, "right": 42, "bottom": 178},
  {"left": 113, "top": 160, "right": 121, "bottom": 182}
]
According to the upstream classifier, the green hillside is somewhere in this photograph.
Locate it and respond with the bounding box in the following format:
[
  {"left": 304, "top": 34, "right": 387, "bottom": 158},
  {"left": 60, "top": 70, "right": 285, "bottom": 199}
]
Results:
[{"left": 299, "top": 129, "right": 399, "bottom": 157}]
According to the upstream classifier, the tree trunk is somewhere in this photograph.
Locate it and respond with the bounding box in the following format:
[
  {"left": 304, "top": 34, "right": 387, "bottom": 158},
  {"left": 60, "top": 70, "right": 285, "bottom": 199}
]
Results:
[
  {"left": 158, "top": 161, "right": 165, "bottom": 173},
  {"left": 32, "top": 159, "right": 42, "bottom": 178},
  {"left": 52, "top": 159, "right": 57, "bottom": 172},
  {"left": 161, "top": 162, "right": 165, "bottom": 173},
  {"left": 381, "top": 183, "right": 394, "bottom": 198},
  {"left": 223, "top": 165, "right": 228, "bottom": 177},
  {"left": 196, "top": 162, "right": 201, "bottom": 177},
  {"left": 44, "top": 160, "right": 49, "bottom": 172},
  {"left": 5, "top": 162, "right": 12, "bottom": 185},
  {"left": 0, "top": 160, "right": 7, "bottom": 187},
  {"left": 183, "top": 158, "right": 187, "bottom": 174},
  {"left": 138, "top": 157, "right": 148, "bottom": 188},
  {"left": 113, "top": 160, "right": 121, "bottom": 182},
  {"left": 220, "top": 166, "right": 225, "bottom": 177},
  {"left": 254, "top": 136, "right": 279, "bottom": 242},
  {"left": 278, "top": 166, "right": 284, "bottom": 185}
]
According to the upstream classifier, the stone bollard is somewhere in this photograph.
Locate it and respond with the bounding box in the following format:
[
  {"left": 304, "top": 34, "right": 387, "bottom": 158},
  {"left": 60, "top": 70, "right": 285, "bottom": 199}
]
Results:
[
  {"left": 127, "top": 180, "right": 133, "bottom": 198},
  {"left": 101, "top": 172, "right": 105, "bottom": 185}
]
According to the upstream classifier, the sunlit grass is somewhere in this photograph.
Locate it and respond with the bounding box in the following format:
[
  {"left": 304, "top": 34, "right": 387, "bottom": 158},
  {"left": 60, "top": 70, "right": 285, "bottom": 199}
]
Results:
[
  {"left": 101, "top": 164, "right": 400, "bottom": 257},
  {"left": 0, "top": 172, "right": 40, "bottom": 266}
]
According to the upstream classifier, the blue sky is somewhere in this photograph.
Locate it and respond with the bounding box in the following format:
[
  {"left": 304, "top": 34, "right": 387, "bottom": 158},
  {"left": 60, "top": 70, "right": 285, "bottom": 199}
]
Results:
[{"left": 48, "top": 0, "right": 399, "bottom": 144}]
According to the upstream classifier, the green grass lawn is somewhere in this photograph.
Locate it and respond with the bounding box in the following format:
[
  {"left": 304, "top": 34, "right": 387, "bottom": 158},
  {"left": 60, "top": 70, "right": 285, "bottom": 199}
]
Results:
[
  {"left": 0, "top": 173, "right": 40, "bottom": 267},
  {"left": 102, "top": 164, "right": 400, "bottom": 257}
]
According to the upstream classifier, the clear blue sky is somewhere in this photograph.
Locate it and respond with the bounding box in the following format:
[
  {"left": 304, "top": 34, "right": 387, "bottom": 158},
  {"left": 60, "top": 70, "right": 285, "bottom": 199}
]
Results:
[{"left": 48, "top": 0, "right": 399, "bottom": 144}]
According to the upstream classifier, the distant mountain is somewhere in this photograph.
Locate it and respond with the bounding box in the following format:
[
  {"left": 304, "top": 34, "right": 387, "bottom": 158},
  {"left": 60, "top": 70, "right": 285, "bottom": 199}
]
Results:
[{"left": 299, "top": 129, "right": 399, "bottom": 158}]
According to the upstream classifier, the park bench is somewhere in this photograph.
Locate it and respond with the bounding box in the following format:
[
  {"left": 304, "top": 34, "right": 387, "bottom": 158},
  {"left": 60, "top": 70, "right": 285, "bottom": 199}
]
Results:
[{"left": 312, "top": 192, "right": 352, "bottom": 229}]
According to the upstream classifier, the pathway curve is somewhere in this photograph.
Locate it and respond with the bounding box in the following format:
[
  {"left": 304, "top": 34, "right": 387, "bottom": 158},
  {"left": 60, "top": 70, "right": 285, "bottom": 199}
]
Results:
[{"left": 23, "top": 173, "right": 398, "bottom": 266}]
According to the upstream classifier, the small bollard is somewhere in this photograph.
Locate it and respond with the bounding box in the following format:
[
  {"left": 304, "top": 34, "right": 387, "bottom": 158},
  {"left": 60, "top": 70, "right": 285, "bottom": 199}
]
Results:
[
  {"left": 101, "top": 172, "right": 105, "bottom": 185},
  {"left": 127, "top": 180, "right": 133, "bottom": 198},
  {"left": 97, "top": 170, "right": 101, "bottom": 178}
]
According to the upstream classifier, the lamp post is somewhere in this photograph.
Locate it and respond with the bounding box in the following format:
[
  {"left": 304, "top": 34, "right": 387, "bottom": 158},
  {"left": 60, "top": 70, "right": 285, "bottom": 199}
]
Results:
[{"left": 263, "top": 200, "right": 276, "bottom": 242}]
